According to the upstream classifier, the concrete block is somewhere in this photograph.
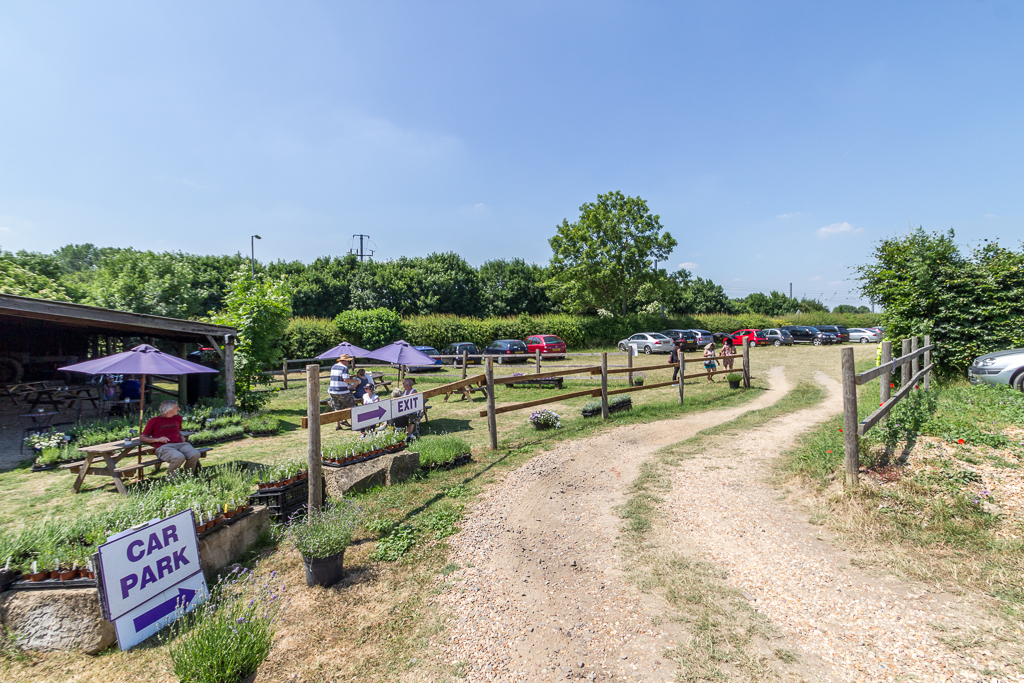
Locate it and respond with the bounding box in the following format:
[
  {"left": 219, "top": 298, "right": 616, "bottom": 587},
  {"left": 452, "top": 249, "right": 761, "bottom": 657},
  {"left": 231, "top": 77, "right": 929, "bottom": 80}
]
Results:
[
  {"left": 198, "top": 506, "right": 271, "bottom": 582},
  {"left": 386, "top": 450, "right": 420, "bottom": 486}
]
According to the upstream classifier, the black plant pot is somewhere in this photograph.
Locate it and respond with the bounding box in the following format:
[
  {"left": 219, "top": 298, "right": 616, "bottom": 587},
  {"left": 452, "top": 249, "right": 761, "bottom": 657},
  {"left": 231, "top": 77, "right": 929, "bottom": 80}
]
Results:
[
  {"left": 728, "top": 380, "right": 741, "bottom": 389},
  {"left": 303, "top": 549, "right": 345, "bottom": 588}
]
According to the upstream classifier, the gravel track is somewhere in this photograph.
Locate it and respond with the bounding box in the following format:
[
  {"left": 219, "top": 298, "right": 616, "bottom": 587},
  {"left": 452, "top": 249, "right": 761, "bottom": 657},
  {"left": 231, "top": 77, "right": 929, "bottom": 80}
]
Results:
[
  {"left": 429, "top": 368, "right": 789, "bottom": 682},
  {"left": 428, "top": 368, "right": 1022, "bottom": 682}
]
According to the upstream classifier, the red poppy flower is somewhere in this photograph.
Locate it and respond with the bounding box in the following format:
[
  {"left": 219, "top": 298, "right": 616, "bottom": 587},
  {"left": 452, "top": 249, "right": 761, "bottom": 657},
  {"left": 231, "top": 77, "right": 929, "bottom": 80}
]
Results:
[
  {"left": 915, "top": 385, "right": 920, "bottom": 389},
  {"left": 839, "top": 429, "right": 843, "bottom": 433},
  {"left": 880, "top": 403, "right": 884, "bottom": 407},
  {"left": 890, "top": 383, "right": 894, "bottom": 388},
  {"left": 958, "top": 439, "right": 965, "bottom": 445},
  {"left": 826, "top": 450, "right": 832, "bottom": 454}
]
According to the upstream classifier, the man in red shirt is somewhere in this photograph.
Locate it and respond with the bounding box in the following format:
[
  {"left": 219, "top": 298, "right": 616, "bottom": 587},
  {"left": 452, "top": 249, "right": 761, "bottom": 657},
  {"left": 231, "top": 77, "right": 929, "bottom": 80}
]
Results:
[{"left": 141, "top": 400, "right": 201, "bottom": 478}]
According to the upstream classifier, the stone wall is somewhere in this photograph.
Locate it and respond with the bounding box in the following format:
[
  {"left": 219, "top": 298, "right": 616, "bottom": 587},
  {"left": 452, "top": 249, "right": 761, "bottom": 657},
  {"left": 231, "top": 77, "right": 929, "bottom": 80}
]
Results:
[{"left": 324, "top": 450, "right": 420, "bottom": 498}]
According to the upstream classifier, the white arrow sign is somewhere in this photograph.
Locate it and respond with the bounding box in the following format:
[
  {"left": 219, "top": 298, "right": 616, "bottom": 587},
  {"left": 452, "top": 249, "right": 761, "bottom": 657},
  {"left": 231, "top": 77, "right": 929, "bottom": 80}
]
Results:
[{"left": 350, "top": 400, "right": 392, "bottom": 431}]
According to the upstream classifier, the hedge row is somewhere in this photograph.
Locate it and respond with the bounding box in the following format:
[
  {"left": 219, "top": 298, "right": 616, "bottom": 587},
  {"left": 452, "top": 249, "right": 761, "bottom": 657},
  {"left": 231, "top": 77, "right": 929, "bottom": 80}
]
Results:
[{"left": 280, "top": 311, "right": 881, "bottom": 358}]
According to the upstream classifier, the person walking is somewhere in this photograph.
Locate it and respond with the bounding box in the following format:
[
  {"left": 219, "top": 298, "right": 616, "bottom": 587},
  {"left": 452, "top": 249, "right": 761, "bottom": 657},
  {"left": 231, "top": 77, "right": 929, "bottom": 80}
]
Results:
[
  {"left": 328, "top": 354, "right": 359, "bottom": 429},
  {"left": 141, "top": 400, "right": 201, "bottom": 479},
  {"left": 720, "top": 337, "right": 736, "bottom": 371},
  {"left": 670, "top": 339, "right": 683, "bottom": 382},
  {"left": 703, "top": 343, "right": 717, "bottom": 383}
]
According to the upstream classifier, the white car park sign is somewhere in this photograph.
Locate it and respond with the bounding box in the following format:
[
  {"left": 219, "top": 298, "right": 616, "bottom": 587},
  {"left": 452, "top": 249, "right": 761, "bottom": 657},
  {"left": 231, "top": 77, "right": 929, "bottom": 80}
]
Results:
[{"left": 97, "top": 509, "right": 207, "bottom": 650}]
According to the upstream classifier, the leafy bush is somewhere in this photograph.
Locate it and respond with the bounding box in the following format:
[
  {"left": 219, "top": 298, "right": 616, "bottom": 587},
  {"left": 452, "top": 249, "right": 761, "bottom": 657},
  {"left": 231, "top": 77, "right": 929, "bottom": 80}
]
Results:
[
  {"left": 281, "top": 317, "right": 340, "bottom": 359},
  {"left": 726, "top": 373, "right": 743, "bottom": 383},
  {"left": 167, "top": 567, "right": 284, "bottom": 683},
  {"left": 415, "top": 434, "right": 472, "bottom": 467},
  {"left": 334, "top": 308, "right": 402, "bottom": 349},
  {"left": 287, "top": 499, "right": 362, "bottom": 560}
]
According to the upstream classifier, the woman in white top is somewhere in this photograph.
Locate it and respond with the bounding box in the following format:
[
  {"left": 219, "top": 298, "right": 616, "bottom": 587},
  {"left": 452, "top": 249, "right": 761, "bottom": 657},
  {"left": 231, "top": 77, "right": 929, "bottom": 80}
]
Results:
[{"left": 362, "top": 383, "right": 380, "bottom": 405}]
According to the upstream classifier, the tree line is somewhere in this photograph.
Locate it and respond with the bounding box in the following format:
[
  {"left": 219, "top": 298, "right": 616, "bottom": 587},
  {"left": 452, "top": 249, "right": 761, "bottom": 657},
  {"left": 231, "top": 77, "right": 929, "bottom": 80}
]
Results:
[{"left": 1, "top": 191, "right": 865, "bottom": 320}]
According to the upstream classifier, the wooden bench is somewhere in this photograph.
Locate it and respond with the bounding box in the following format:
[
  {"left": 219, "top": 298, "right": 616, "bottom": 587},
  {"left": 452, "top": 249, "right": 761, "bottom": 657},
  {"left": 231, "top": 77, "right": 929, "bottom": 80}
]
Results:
[
  {"left": 113, "top": 448, "right": 212, "bottom": 476},
  {"left": 65, "top": 440, "right": 214, "bottom": 494}
]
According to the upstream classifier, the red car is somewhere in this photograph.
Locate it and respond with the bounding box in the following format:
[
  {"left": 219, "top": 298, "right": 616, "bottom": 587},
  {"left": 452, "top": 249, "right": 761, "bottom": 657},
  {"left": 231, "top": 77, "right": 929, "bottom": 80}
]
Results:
[
  {"left": 730, "top": 329, "right": 768, "bottom": 346},
  {"left": 523, "top": 334, "right": 567, "bottom": 359}
]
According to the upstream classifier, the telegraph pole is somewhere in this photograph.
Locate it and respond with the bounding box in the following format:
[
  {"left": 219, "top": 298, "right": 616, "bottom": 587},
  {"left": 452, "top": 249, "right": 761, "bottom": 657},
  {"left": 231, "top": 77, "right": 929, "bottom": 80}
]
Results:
[{"left": 350, "top": 234, "right": 374, "bottom": 262}]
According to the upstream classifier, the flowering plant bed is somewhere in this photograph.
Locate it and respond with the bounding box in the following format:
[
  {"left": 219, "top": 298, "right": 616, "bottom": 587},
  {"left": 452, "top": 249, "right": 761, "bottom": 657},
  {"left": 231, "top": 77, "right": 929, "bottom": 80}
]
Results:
[
  {"left": 421, "top": 453, "right": 473, "bottom": 472},
  {"left": 529, "top": 409, "right": 561, "bottom": 430},
  {"left": 321, "top": 431, "right": 407, "bottom": 468},
  {"left": 253, "top": 458, "right": 309, "bottom": 491}
]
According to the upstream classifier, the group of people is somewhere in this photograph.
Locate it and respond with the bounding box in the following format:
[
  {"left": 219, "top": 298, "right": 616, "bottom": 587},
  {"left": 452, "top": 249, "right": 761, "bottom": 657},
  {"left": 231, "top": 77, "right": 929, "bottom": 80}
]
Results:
[
  {"left": 328, "top": 354, "right": 422, "bottom": 438},
  {"left": 669, "top": 337, "right": 736, "bottom": 384}
]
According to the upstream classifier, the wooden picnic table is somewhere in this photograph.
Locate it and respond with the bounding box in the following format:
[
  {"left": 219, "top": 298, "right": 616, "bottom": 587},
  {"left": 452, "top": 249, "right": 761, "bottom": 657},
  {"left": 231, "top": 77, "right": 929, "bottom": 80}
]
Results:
[{"left": 62, "top": 436, "right": 210, "bottom": 495}]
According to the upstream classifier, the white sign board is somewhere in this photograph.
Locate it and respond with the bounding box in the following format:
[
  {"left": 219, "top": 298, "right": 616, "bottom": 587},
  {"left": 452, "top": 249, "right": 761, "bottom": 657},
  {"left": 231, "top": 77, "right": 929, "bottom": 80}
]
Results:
[
  {"left": 97, "top": 509, "right": 206, "bottom": 650},
  {"left": 392, "top": 392, "right": 424, "bottom": 418},
  {"left": 351, "top": 400, "right": 392, "bottom": 431}
]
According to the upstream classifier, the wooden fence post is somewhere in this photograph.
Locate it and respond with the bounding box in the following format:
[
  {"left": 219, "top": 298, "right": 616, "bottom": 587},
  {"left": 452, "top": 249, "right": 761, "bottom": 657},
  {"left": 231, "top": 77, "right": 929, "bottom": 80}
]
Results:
[
  {"left": 461, "top": 350, "right": 468, "bottom": 380},
  {"left": 626, "top": 350, "right": 633, "bottom": 387},
  {"left": 178, "top": 342, "right": 188, "bottom": 407},
  {"left": 911, "top": 336, "right": 919, "bottom": 381},
  {"left": 677, "top": 356, "right": 684, "bottom": 405},
  {"left": 880, "top": 341, "right": 892, "bottom": 407},
  {"left": 306, "top": 364, "right": 323, "bottom": 513},
  {"left": 901, "top": 338, "right": 911, "bottom": 387},
  {"left": 742, "top": 338, "right": 751, "bottom": 388},
  {"left": 924, "top": 335, "right": 931, "bottom": 390},
  {"left": 282, "top": 359, "right": 289, "bottom": 390},
  {"left": 535, "top": 349, "right": 541, "bottom": 374},
  {"left": 841, "top": 347, "right": 859, "bottom": 489},
  {"left": 601, "top": 352, "right": 609, "bottom": 419},
  {"left": 485, "top": 357, "right": 497, "bottom": 451},
  {"left": 224, "top": 336, "right": 236, "bottom": 408}
]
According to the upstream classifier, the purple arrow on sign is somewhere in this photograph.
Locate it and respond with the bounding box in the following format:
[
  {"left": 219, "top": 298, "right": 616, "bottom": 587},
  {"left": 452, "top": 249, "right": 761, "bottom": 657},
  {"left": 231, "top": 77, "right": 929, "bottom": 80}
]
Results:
[
  {"left": 132, "top": 587, "right": 196, "bottom": 632},
  {"left": 355, "top": 405, "right": 388, "bottom": 424}
]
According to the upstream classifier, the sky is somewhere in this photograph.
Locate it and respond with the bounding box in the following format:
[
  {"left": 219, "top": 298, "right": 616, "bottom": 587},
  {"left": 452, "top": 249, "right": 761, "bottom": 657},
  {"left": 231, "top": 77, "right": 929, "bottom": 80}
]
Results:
[{"left": 1, "top": 1, "right": 1022, "bottom": 308}]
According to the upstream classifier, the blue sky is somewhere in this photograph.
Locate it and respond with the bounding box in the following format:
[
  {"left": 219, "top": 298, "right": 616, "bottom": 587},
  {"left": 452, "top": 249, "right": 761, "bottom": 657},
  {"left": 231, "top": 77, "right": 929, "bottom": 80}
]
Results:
[{"left": 1, "top": 1, "right": 1021, "bottom": 308}]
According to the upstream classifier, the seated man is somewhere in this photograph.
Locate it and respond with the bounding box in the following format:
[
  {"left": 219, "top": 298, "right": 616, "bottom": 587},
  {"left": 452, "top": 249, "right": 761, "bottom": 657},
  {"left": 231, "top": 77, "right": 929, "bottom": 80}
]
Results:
[
  {"left": 328, "top": 354, "right": 360, "bottom": 429},
  {"left": 141, "top": 400, "right": 201, "bottom": 478},
  {"left": 391, "top": 378, "right": 423, "bottom": 440},
  {"left": 120, "top": 376, "right": 141, "bottom": 401}
]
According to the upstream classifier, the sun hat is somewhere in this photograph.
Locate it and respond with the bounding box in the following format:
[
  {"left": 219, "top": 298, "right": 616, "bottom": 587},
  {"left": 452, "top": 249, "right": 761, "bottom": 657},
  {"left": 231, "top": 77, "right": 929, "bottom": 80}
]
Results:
[
  {"left": 704, "top": 343, "right": 714, "bottom": 350},
  {"left": 338, "top": 354, "right": 354, "bottom": 361}
]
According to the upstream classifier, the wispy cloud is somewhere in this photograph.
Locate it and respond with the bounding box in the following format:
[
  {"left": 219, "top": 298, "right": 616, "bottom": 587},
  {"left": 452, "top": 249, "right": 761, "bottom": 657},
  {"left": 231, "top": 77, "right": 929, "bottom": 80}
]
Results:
[
  {"left": 0, "top": 226, "right": 11, "bottom": 233},
  {"left": 809, "top": 275, "right": 822, "bottom": 281},
  {"left": 985, "top": 213, "right": 996, "bottom": 218},
  {"left": 777, "top": 212, "right": 801, "bottom": 219},
  {"left": 679, "top": 262, "right": 699, "bottom": 269},
  {"left": 816, "top": 221, "right": 862, "bottom": 238}
]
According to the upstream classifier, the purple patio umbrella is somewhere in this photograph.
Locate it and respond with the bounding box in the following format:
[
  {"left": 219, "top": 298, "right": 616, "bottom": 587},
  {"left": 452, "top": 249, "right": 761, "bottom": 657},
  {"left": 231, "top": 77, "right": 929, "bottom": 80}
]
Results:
[
  {"left": 315, "top": 341, "right": 371, "bottom": 360},
  {"left": 60, "top": 344, "right": 218, "bottom": 440},
  {"left": 362, "top": 339, "right": 436, "bottom": 366}
]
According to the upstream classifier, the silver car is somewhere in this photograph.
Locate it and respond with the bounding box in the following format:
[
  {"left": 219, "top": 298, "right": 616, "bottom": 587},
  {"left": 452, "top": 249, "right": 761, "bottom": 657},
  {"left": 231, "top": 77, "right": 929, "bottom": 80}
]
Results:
[
  {"left": 969, "top": 349, "right": 1024, "bottom": 389},
  {"left": 617, "top": 332, "right": 673, "bottom": 354},
  {"left": 848, "top": 328, "right": 882, "bottom": 344}
]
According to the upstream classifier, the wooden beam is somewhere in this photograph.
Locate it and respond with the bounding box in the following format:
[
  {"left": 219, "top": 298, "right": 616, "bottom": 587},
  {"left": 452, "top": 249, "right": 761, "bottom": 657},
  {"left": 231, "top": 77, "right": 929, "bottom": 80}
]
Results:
[
  {"left": 842, "top": 347, "right": 859, "bottom": 489},
  {"left": 422, "top": 373, "right": 487, "bottom": 398},
  {"left": 205, "top": 335, "right": 225, "bottom": 359},
  {"left": 307, "top": 364, "right": 323, "bottom": 514},
  {"left": 0, "top": 293, "right": 237, "bottom": 339},
  {"left": 478, "top": 387, "right": 602, "bottom": 417},
  {"left": 855, "top": 344, "right": 934, "bottom": 384},
  {"left": 857, "top": 363, "right": 935, "bottom": 436}
]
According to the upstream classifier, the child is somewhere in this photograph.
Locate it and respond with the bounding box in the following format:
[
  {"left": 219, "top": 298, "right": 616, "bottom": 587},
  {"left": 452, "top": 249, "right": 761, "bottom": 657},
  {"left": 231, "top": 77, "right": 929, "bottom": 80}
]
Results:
[{"left": 703, "top": 343, "right": 717, "bottom": 383}]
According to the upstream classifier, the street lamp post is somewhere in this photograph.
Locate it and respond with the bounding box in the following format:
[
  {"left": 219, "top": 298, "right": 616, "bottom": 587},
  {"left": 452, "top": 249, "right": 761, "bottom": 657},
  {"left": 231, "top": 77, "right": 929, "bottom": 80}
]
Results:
[{"left": 251, "top": 235, "right": 261, "bottom": 277}]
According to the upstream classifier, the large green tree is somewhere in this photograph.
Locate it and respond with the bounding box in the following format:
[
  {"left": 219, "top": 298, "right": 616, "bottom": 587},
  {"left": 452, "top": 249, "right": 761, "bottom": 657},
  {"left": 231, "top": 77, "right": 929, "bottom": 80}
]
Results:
[
  {"left": 478, "top": 258, "right": 551, "bottom": 317},
  {"left": 288, "top": 254, "right": 358, "bottom": 318},
  {"left": 350, "top": 252, "right": 481, "bottom": 316},
  {"left": 0, "top": 258, "right": 70, "bottom": 300},
  {"left": 546, "top": 191, "right": 677, "bottom": 315}
]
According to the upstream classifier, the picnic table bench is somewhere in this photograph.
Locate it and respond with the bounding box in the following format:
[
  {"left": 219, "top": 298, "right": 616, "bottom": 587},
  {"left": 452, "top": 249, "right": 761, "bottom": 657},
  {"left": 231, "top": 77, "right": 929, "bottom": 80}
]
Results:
[
  {"left": 61, "top": 437, "right": 212, "bottom": 495},
  {"left": 503, "top": 376, "right": 564, "bottom": 390}
]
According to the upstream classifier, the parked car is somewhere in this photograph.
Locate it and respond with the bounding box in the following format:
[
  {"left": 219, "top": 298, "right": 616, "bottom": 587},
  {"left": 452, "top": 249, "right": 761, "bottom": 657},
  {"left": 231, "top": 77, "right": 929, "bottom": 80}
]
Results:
[
  {"left": 441, "top": 342, "right": 481, "bottom": 366},
  {"left": 729, "top": 329, "right": 768, "bottom": 347},
  {"left": 401, "top": 346, "right": 444, "bottom": 372},
  {"left": 848, "top": 328, "right": 881, "bottom": 344},
  {"left": 815, "top": 325, "right": 850, "bottom": 343},
  {"left": 523, "top": 334, "right": 567, "bottom": 359},
  {"left": 969, "top": 349, "right": 1024, "bottom": 389},
  {"left": 660, "top": 330, "right": 700, "bottom": 351},
  {"left": 688, "top": 329, "right": 714, "bottom": 347},
  {"left": 761, "top": 328, "right": 794, "bottom": 347},
  {"left": 780, "top": 325, "right": 836, "bottom": 346},
  {"left": 482, "top": 339, "right": 530, "bottom": 364},
  {"left": 617, "top": 332, "right": 673, "bottom": 354}
]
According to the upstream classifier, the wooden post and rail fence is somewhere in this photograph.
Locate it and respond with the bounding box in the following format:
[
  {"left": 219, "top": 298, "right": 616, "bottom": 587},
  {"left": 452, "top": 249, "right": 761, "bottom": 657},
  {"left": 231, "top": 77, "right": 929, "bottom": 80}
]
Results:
[
  {"left": 841, "top": 334, "right": 934, "bottom": 489},
  {"left": 301, "top": 339, "right": 752, "bottom": 466}
]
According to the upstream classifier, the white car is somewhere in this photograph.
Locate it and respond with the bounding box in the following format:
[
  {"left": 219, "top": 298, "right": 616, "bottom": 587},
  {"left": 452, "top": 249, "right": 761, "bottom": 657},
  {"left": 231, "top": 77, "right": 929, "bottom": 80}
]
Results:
[
  {"left": 969, "top": 349, "right": 1024, "bottom": 389},
  {"left": 848, "top": 328, "right": 882, "bottom": 344},
  {"left": 617, "top": 332, "right": 673, "bottom": 354}
]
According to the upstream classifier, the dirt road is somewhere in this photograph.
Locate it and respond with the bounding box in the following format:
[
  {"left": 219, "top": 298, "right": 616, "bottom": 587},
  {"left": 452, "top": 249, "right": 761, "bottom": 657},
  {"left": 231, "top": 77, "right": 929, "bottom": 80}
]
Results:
[{"left": 428, "top": 366, "right": 1023, "bottom": 682}]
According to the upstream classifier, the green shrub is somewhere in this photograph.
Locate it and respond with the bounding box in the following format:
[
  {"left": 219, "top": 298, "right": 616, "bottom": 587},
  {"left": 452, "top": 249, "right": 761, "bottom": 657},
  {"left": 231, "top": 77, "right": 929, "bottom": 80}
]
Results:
[
  {"left": 334, "top": 308, "right": 403, "bottom": 348},
  {"left": 281, "top": 317, "right": 339, "bottom": 359},
  {"left": 726, "top": 373, "right": 743, "bottom": 383},
  {"left": 286, "top": 500, "right": 362, "bottom": 560},
  {"left": 167, "top": 568, "right": 283, "bottom": 683},
  {"left": 371, "top": 524, "right": 418, "bottom": 561},
  {"left": 244, "top": 415, "right": 280, "bottom": 435}
]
